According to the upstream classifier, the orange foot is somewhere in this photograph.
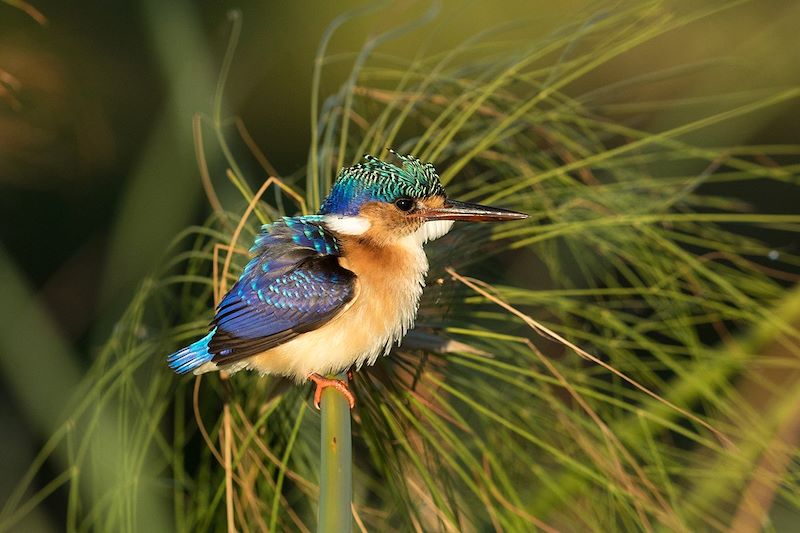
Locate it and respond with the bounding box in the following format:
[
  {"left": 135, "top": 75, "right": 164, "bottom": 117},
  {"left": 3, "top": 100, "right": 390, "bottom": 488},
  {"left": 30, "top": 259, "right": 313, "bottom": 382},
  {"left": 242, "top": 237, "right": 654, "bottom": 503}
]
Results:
[{"left": 307, "top": 373, "right": 356, "bottom": 409}]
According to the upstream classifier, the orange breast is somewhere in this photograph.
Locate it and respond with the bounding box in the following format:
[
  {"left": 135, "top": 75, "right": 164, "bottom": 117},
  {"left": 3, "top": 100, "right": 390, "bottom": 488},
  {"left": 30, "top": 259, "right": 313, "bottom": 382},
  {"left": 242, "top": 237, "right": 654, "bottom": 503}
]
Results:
[{"left": 244, "top": 236, "right": 429, "bottom": 381}]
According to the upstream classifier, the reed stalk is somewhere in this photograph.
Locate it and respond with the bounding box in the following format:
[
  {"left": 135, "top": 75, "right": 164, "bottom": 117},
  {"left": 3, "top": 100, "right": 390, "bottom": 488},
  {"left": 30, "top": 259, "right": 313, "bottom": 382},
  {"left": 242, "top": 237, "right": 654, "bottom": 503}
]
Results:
[{"left": 317, "top": 374, "right": 352, "bottom": 533}]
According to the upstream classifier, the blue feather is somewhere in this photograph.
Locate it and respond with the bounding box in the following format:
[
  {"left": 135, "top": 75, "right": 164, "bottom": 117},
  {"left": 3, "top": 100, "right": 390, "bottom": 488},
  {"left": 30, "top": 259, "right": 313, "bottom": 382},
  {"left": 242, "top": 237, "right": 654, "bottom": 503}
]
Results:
[
  {"left": 166, "top": 218, "right": 357, "bottom": 372},
  {"left": 167, "top": 328, "right": 217, "bottom": 374}
]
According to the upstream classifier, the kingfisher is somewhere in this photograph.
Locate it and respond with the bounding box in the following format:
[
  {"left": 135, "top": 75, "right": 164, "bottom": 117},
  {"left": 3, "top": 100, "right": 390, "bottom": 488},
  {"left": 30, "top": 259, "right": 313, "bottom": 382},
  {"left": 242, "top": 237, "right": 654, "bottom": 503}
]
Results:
[{"left": 167, "top": 152, "right": 526, "bottom": 408}]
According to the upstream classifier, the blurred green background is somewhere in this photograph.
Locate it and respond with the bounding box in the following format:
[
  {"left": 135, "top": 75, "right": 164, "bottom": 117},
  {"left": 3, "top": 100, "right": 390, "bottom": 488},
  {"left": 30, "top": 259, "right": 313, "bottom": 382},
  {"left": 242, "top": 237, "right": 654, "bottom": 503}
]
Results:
[{"left": 2, "top": 0, "right": 800, "bottom": 530}]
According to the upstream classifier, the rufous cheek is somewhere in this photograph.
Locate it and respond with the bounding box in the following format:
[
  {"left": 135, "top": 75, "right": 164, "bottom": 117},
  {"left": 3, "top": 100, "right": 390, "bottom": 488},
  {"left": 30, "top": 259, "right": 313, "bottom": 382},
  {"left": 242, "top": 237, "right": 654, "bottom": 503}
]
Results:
[{"left": 358, "top": 202, "right": 423, "bottom": 244}]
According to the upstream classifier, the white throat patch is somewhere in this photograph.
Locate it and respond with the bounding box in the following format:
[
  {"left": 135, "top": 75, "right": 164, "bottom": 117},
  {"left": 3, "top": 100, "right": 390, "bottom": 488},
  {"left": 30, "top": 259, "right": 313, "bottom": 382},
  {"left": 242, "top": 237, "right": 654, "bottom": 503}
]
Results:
[
  {"left": 323, "top": 215, "right": 371, "bottom": 236},
  {"left": 324, "top": 215, "right": 453, "bottom": 244},
  {"left": 415, "top": 220, "right": 454, "bottom": 245}
]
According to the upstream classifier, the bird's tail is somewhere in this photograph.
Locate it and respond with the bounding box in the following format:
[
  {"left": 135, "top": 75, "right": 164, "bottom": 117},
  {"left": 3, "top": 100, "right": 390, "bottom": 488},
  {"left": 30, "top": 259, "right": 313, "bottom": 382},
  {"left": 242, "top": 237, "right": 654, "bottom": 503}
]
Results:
[{"left": 167, "top": 328, "right": 217, "bottom": 374}]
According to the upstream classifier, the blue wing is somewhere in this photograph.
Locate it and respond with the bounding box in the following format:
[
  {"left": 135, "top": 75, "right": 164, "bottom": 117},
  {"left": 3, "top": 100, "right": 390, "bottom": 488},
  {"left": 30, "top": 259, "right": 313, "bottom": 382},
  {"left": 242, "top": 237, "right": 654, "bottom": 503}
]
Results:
[{"left": 184, "top": 217, "right": 356, "bottom": 371}]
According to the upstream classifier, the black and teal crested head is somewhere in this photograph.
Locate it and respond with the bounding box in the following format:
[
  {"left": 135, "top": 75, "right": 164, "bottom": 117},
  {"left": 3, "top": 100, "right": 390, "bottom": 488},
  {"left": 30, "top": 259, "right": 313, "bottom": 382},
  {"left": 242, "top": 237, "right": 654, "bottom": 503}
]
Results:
[{"left": 319, "top": 152, "right": 446, "bottom": 216}]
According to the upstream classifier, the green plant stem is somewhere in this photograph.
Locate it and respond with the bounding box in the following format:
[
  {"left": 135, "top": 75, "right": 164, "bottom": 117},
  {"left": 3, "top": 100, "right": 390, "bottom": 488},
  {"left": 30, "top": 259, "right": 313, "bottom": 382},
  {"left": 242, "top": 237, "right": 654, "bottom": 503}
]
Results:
[{"left": 317, "top": 374, "right": 352, "bottom": 533}]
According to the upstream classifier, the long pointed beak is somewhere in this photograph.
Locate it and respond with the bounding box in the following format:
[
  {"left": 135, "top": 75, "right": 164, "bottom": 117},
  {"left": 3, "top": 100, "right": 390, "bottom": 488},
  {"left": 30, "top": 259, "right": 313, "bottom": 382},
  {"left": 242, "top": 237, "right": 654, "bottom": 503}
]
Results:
[{"left": 414, "top": 199, "right": 528, "bottom": 222}]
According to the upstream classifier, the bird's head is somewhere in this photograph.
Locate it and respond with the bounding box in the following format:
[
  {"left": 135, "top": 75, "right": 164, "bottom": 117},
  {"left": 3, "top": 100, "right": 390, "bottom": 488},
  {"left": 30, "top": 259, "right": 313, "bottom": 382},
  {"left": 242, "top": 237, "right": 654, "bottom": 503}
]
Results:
[{"left": 319, "top": 152, "right": 527, "bottom": 246}]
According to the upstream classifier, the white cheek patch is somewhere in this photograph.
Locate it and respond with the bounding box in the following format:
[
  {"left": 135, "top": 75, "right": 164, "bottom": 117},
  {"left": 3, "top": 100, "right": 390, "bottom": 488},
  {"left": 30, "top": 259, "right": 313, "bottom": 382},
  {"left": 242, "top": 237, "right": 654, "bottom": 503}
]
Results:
[
  {"left": 324, "top": 215, "right": 372, "bottom": 235},
  {"left": 416, "top": 220, "right": 454, "bottom": 244}
]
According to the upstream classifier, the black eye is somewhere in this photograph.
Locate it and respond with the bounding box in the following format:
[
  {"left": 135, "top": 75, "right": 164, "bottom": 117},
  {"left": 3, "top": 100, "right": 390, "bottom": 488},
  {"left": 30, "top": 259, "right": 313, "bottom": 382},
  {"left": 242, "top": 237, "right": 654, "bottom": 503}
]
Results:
[{"left": 394, "top": 197, "right": 414, "bottom": 212}]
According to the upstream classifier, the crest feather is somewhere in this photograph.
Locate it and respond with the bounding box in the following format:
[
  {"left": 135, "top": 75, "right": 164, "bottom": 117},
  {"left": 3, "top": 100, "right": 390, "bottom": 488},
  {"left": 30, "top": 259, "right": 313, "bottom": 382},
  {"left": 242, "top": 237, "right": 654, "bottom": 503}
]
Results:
[{"left": 319, "top": 153, "right": 445, "bottom": 216}]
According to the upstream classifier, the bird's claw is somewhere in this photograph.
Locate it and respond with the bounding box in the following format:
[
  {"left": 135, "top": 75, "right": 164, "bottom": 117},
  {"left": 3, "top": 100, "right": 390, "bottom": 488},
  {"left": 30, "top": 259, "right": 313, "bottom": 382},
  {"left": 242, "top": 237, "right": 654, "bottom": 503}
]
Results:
[{"left": 308, "top": 373, "right": 356, "bottom": 409}]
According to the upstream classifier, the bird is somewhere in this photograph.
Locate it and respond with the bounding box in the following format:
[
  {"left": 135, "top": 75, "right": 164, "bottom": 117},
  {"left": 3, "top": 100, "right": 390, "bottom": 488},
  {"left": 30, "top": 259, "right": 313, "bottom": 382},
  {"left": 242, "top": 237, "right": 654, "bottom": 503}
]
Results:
[{"left": 167, "top": 152, "right": 527, "bottom": 408}]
